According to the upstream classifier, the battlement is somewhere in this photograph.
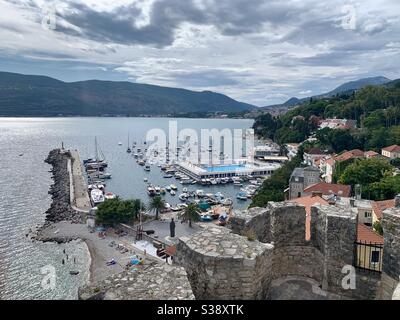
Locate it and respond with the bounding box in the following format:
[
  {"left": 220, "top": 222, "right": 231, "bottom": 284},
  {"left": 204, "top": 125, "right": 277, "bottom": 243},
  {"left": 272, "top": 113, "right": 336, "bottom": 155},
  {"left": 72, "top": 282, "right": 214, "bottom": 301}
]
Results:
[
  {"left": 175, "top": 201, "right": 391, "bottom": 300},
  {"left": 175, "top": 226, "right": 274, "bottom": 299}
]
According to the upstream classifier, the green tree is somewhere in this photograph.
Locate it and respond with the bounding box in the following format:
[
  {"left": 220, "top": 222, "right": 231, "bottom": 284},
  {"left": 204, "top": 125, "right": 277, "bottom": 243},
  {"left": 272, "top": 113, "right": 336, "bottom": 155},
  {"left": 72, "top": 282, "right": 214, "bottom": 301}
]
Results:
[
  {"left": 338, "top": 158, "right": 394, "bottom": 186},
  {"left": 148, "top": 196, "right": 165, "bottom": 220},
  {"left": 373, "top": 221, "right": 383, "bottom": 236},
  {"left": 250, "top": 154, "right": 302, "bottom": 207},
  {"left": 362, "top": 175, "right": 400, "bottom": 200},
  {"left": 96, "top": 198, "right": 136, "bottom": 226},
  {"left": 181, "top": 203, "right": 201, "bottom": 228}
]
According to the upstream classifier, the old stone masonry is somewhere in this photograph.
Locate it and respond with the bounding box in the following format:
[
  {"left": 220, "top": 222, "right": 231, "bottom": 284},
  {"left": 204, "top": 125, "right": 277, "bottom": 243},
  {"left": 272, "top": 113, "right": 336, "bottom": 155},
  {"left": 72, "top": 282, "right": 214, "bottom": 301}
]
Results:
[
  {"left": 174, "top": 201, "right": 400, "bottom": 300},
  {"left": 81, "top": 201, "right": 400, "bottom": 300}
]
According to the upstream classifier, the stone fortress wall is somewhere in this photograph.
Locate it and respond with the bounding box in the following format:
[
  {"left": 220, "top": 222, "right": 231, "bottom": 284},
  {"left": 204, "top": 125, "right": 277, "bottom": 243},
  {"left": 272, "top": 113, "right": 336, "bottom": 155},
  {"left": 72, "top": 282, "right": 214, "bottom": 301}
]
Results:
[{"left": 175, "top": 201, "right": 400, "bottom": 300}]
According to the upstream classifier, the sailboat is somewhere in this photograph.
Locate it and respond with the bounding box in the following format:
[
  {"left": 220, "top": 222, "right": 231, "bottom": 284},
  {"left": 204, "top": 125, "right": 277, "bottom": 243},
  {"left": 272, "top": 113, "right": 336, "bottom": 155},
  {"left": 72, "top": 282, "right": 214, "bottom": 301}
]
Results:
[
  {"left": 85, "top": 137, "right": 108, "bottom": 170},
  {"left": 126, "top": 134, "right": 131, "bottom": 153}
]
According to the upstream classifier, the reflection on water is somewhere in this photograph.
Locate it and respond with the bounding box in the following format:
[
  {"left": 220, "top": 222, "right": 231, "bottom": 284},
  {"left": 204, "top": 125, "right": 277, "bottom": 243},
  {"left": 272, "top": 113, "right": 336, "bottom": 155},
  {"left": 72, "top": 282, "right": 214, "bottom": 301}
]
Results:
[{"left": 0, "top": 117, "right": 253, "bottom": 299}]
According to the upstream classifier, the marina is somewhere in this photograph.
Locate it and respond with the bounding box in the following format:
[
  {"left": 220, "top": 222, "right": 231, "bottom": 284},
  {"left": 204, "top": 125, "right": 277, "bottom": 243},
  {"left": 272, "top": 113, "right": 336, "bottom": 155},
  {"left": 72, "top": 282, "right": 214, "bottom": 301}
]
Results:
[{"left": 0, "top": 117, "right": 254, "bottom": 299}]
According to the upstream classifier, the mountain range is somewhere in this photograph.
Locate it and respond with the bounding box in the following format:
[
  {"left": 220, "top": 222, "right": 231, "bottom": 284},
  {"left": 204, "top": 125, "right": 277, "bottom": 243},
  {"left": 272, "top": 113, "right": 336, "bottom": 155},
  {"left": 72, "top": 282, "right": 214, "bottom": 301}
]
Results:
[
  {"left": 0, "top": 71, "right": 396, "bottom": 117},
  {"left": 261, "top": 76, "right": 392, "bottom": 112},
  {"left": 0, "top": 71, "right": 255, "bottom": 117}
]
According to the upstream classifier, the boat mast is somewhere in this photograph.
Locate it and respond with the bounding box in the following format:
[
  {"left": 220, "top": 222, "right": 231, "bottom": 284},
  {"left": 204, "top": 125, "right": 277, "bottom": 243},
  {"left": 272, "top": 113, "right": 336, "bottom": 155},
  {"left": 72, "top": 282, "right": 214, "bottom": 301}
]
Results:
[{"left": 95, "top": 136, "right": 98, "bottom": 162}]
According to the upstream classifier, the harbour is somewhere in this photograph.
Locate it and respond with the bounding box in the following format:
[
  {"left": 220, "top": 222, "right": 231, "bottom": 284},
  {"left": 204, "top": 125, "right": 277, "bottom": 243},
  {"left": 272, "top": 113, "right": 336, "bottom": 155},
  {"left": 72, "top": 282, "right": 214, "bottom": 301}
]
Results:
[{"left": 0, "top": 117, "right": 255, "bottom": 299}]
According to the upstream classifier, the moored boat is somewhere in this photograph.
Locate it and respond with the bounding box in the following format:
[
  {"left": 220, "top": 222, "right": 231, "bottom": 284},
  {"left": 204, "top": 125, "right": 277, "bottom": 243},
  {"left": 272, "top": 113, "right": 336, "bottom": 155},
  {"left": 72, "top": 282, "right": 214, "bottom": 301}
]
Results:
[
  {"left": 91, "top": 189, "right": 105, "bottom": 205},
  {"left": 236, "top": 192, "right": 248, "bottom": 201},
  {"left": 104, "top": 192, "right": 116, "bottom": 200}
]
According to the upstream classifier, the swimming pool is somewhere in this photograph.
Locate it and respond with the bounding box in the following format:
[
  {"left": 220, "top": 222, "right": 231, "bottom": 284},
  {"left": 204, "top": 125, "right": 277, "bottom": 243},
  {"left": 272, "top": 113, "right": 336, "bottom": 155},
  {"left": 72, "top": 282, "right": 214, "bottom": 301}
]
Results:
[{"left": 204, "top": 164, "right": 247, "bottom": 172}]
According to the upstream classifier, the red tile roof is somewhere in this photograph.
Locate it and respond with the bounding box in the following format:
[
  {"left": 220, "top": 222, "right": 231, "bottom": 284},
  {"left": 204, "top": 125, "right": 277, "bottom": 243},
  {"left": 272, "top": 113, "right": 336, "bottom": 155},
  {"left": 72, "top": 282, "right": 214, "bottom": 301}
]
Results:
[
  {"left": 382, "top": 145, "right": 400, "bottom": 153},
  {"left": 357, "top": 224, "right": 383, "bottom": 244},
  {"left": 303, "top": 182, "right": 351, "bottom": 197},
  {"left": 290, "top": 195, "right": 329, "bottom": 241},
  {"left": 334, "top": 149, "right": 365, "bottom": 162},
  {"left": 372, "top": 199, "right": 396, "bottom": 220},
  {"left": 364, "top": 150, "right": 379, "bottom": 157}
]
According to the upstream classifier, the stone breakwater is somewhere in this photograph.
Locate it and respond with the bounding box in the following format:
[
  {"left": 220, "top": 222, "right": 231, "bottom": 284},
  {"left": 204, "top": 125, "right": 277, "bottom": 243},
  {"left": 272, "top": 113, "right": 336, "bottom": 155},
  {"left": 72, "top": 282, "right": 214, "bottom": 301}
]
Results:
[{"left": 41, "top": 149, "right": 84, "bottom": 228}]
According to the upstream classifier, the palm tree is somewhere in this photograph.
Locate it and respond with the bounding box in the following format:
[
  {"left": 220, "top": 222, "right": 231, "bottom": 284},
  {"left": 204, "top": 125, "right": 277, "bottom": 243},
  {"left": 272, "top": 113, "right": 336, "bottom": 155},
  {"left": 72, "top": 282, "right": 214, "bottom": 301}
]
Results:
[
  {"left": 148, "top": 196, "right": 165, "bottom": 220},
  {"left": 181, "top": 203, "right": 201, "bottom": 228}
]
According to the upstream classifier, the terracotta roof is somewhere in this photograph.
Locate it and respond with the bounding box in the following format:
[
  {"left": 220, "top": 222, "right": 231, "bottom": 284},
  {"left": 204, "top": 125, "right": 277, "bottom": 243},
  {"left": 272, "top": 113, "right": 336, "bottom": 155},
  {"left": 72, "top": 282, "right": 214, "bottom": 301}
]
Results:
[
  {"left": 365, "top": 150, "right": 379, "bottom": 157},
  {"left": 290, "top": 195, "right": 329, "bottom": 241},
  {"left": 372, "top": 199, "right": 396, "bottom": 220},
  {"left": 382, "top": 145, "right": 400, "bottom": 153},
  {"left": 303, "top": 182, "right": 351, "bottom": 197},
  {"left": 357, "top": 224, "right": 383, "bottom": 244},
  {"left": 325, "top": 158, "right": 335, "bottom": 166},
  {"left": 334, "top": 149, "right": 365, "bottom": 162}
]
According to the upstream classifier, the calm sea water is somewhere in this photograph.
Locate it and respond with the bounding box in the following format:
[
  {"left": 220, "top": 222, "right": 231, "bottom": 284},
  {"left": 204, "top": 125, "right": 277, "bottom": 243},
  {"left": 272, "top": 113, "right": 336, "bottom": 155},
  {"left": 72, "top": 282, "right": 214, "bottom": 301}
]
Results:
[{"left": 0, "top": 117, "right": 253, "bottom": 300}]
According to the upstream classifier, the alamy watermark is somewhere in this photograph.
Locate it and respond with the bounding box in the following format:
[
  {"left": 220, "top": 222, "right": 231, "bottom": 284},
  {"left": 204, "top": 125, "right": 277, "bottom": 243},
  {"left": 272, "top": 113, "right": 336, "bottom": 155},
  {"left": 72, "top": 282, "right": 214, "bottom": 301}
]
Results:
[
  {"left": 341, "top": 5, "right": 357, "bottom": 30},
  {"left": 145, "top": 121, "right": 255, "bottom": 167},
  {"left": 40, "top": 264, "right": 56, "bottom": 291},
  {"left": 41, "top": 4, "right": 57, "bottom": 31}
]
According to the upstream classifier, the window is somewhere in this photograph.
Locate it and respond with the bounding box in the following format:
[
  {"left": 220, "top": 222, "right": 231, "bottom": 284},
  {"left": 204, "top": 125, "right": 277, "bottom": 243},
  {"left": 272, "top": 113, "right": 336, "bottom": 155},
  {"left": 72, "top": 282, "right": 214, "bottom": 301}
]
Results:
[
  {"left": 365, "top": 212, "right": 371, "bottom": 218},
  {"left": 371, "top": 251, "right": 380, "bottom": 263}
]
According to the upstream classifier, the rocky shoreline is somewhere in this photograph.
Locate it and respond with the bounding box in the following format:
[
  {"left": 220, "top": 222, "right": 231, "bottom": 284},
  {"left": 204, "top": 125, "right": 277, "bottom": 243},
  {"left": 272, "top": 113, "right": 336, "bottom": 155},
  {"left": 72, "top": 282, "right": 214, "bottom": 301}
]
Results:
[{"left": 42, "top": 149, "right": 85, "bottom": 228}]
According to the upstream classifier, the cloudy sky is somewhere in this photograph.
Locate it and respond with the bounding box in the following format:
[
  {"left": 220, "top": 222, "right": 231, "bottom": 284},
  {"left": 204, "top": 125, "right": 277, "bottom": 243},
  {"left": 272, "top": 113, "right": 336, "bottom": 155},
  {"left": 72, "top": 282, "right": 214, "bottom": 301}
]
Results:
[{"left": 0, "top": 0, "right": 399, "bottom": 106}]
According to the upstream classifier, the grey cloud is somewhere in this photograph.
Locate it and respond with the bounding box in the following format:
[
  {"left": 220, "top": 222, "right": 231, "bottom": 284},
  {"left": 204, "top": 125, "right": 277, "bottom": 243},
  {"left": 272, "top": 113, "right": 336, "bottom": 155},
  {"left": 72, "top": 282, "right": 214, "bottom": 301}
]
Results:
[{"left": 44, "top": 0, "right": 308, "bottom": 47}]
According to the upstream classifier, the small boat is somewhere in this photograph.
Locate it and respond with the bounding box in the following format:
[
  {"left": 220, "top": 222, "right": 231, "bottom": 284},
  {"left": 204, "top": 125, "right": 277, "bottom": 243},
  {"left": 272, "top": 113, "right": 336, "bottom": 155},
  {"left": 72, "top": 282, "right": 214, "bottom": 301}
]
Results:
[
  {"left": 236, "top": 192, "right": 248, "bottom": 201},
  {"left": 118, "top": 142, "right": 122, "bottom": 146},
  {"left": 180, "top": 178, "right": 192, "bottom": 184},
  {"left": 105, "top": 192, "right": 116, "bottom": 200},
  {"left": 160, "top": 188, "right": 166, "bottom": 195},
  {"left": 138, "top": 160, "right": 145, "bottom": 166},
  {"left": 170, "top": 184, "right": 178, "bottom": 190},
  {"left": 210, "top": 179, "right": 217, "bottom": 185},
  {"left": 191, "top": 180, "right": 197, "bottom": 185},
  {"left": 133, "top": 153, "right": 139, "bottom": 158},
  {"left": 144, "top": 164, "right": 151, "bottom": 171},
  {"left": 196, "top": 189, "right": 205, "bottom": 197},
  {"left": 234, "top": 181, "right": 243, "bottom": 187},
  {"left": 165, "top": 185, "right": 171, "bottom": 192},
  {"left": 170, "top": 190, "right": 176, "bottom": 196},
  {"left": 163, "top": 174, "right": 173, "bottom": 178},
  {"left": 69, "top": 271, "right": 80, "bottom": 275},
  {"left": 215, "top": 192, "right": 224, "bottom": 199},
  {"left": 182, "top": 188, "right": 188, "bottom": 193},
  {"left": 54, "top": 229, "right": 59, "bottom": 234},
  {"left": 155, "top": 186, "right": 161, "bottom": 194},
  {"left": 98, "top": 173, "right": 112, "bottom": 179},
  {"left": 147, "top": 186, "right": 156, "bottom": 196},
  {"left": 127, "top": 134, "right": 131, "bottom": 153},
  {"left": 222, "top": 198, "right": 233, "bottom": 206},
  {"left": 179, "top": 194, "right": 188, "bottom": 201},
  {"left": 143, "top": 177, "right": 148, "bottom": 182}
]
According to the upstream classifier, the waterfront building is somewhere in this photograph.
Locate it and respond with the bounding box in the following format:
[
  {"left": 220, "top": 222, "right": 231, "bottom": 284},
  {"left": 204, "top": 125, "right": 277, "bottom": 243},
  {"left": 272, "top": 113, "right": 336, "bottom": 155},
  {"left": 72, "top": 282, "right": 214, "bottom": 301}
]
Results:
[{"left": 175, "top": 160, "right": 281, "bottom": 180}]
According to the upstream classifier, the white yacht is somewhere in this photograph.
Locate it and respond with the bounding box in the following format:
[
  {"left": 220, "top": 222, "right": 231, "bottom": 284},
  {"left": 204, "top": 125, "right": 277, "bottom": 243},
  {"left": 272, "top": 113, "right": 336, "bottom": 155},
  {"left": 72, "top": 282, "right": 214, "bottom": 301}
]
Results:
[{"left": 91, "top": 189, "right": 105, "bottom": 205}]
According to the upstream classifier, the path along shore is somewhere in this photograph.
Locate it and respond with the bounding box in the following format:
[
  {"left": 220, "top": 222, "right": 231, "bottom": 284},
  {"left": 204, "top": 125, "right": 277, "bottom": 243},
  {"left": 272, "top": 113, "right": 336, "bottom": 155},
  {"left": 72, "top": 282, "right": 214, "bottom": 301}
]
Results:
[{"left": 34, "top": 148, "right": 155, "bottom": 286}]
